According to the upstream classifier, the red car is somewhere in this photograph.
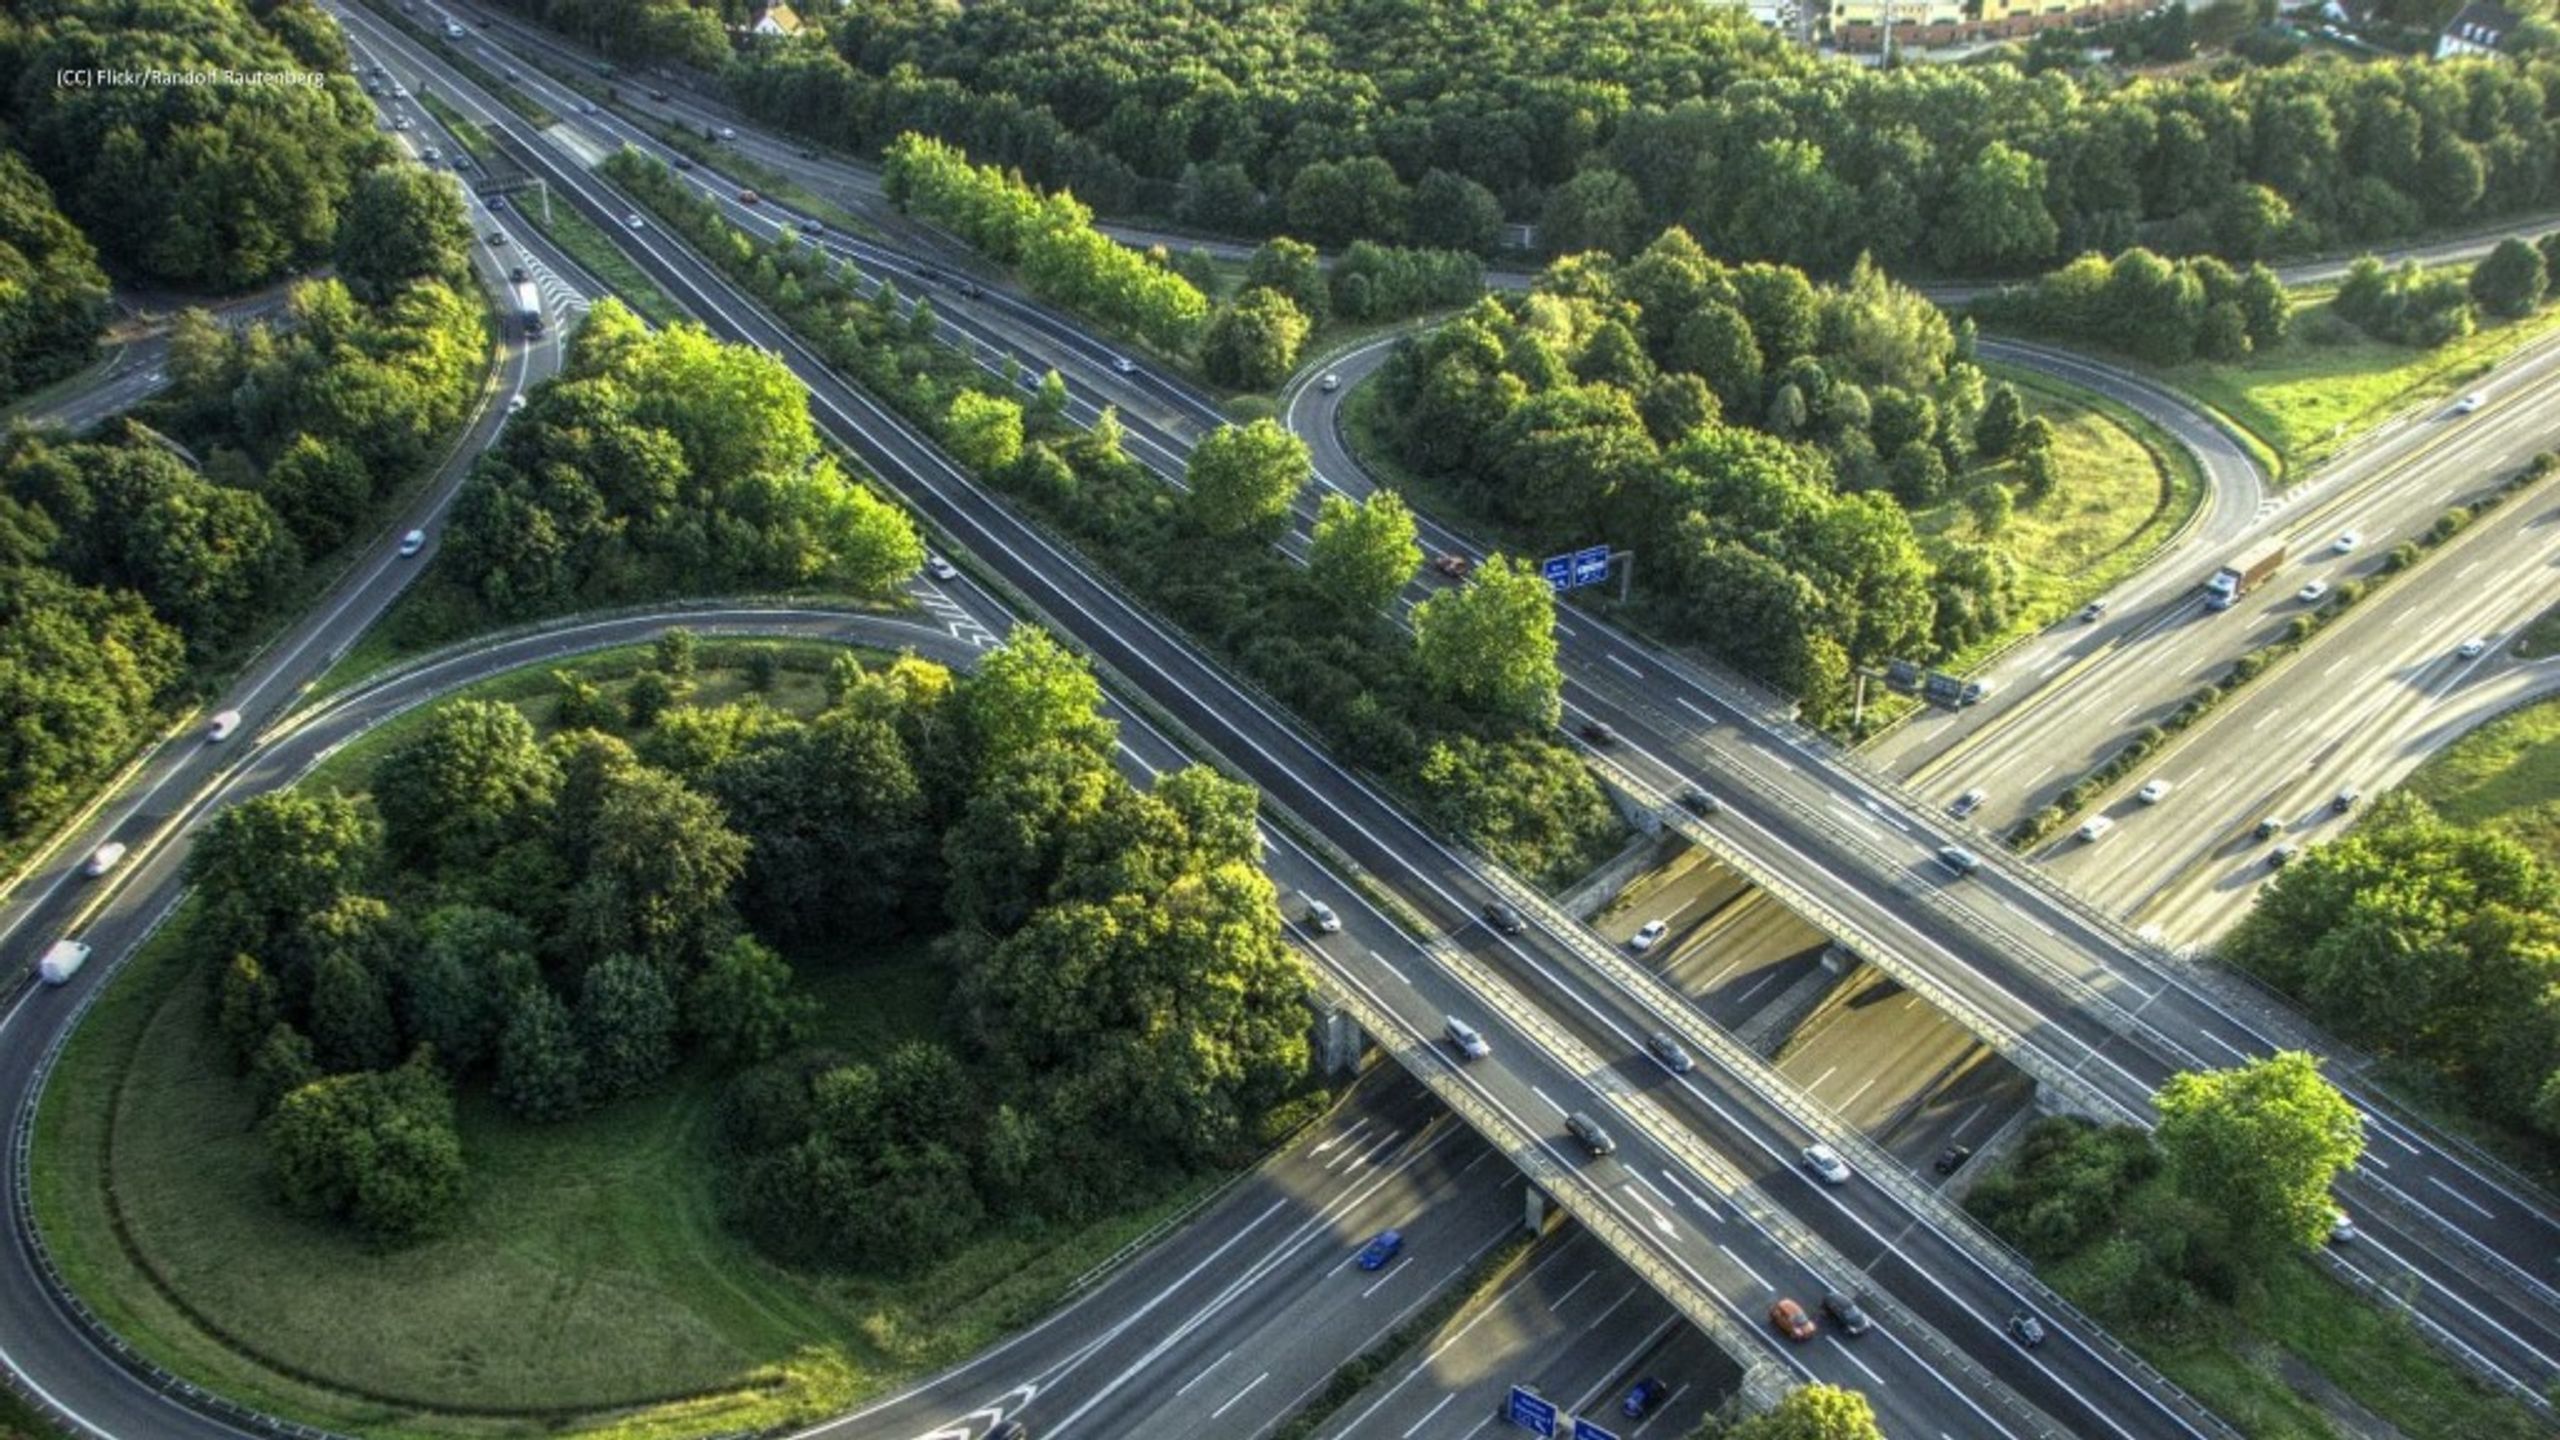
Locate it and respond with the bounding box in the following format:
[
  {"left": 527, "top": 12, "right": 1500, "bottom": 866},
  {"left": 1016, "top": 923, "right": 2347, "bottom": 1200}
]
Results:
[
  {"left": 1769, "top": 1297, "right": 1818, "bottom": 1342},
  {"left": 1432, "top": 553, "right": 1474, "bottom": 581}
]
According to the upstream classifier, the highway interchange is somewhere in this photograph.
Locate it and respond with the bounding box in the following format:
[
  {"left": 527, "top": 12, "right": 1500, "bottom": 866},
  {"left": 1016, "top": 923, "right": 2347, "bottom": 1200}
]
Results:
[{"left": 2, "top": 6, "right": 2559, "bottom": 1438}]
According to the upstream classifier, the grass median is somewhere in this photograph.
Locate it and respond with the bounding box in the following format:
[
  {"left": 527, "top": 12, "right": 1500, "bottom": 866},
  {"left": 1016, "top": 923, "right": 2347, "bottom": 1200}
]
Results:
[{"left": 30, "top": 643, "right": 1226, "bottom": 1440}]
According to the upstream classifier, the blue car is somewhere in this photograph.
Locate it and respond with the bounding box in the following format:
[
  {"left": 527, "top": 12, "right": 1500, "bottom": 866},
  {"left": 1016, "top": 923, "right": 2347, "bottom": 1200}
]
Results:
[
  {"left": 1356, "top": 1229, "right": 1404, "bottom": 1271},
  {"left": 1622, "top": 1376, "right": 1665, "bottom": 1418}
]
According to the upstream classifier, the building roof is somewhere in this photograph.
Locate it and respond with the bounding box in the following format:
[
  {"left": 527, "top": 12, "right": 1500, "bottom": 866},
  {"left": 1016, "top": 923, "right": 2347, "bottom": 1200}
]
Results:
[
  {"left": 2440, "top": 0, "right": 2520, "bottom": 50},
  {"left": 748, "top": 2, "right": 803, "bottom": 35}
]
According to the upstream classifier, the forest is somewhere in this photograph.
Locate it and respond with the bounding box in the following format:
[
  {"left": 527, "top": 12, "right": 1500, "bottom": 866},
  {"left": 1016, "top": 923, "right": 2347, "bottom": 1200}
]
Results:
[
  {"left": 187, "top": 629, "right": 1316, "bottom": 1261},
  {"left": 723, "top": 0, "right": 2560, "bottom": 275}
]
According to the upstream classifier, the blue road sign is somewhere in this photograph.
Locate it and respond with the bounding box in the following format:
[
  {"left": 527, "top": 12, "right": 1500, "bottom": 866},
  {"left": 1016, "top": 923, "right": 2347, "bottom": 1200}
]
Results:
[
  {"left": 1508, "top": 1386, "right": 1559, "bottom": 1436},
  {"left": 1572, "top": 1419, "right": 1623, "bottom": 1440},
  {"left": 1540, "top": 554, "right": 1575, "bottom": 591},
  {"left": 1572, "top": 545, "right": 1612, "bottom": 587}
]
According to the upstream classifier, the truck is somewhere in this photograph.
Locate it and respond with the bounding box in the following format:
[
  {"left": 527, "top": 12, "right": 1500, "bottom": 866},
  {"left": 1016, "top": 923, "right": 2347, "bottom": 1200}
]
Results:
[
  {"left": 2206, "top": 541, "right": 2286, "bottom": 610},
  {"left": 511, "top": 279, "right": 543, "bottom": 340},
  {"left": 40, "top": 939, "right": 91, "bottom": 986}
]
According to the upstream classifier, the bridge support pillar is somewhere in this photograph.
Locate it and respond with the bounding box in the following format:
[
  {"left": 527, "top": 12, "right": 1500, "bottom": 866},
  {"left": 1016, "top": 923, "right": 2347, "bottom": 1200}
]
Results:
[{"left": 1314, "top": 1004, "right": 1367, "bottom": 1076}]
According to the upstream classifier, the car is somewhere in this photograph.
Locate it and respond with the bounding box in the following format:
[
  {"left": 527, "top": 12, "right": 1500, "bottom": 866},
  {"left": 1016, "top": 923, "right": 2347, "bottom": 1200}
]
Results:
[
  {"left": 1444, "top": 1016, "right": 1490, "bottom": 1060},
  {"left": 1647, "top": 1031, "right": 1694, "bottom": 1073},
  {"left": 504, "top": 66, "right": 518, "bottom": 79},
  {"left": 957, "top": 280, "right": 983, "bottom": 298},
  {"left": 1801, "top": 1143, "right": 1851, "bottom": 1185},
  {"left": 509, "top": 265, "right": 530, "bottom": 283},
  {"left": 83, "top": 842, "right": 128, "bottom": 878},
  {"left": 2332, "top": 786, "right": 2361, "bottom": 813},
  {"left": 1621, "top": 1377, "right": 1666, "bottom": 1419},
  {"left": 2297, "top": 579, "right": 2329, "bottom": 603},
  {"left": 487, "top": 230, "right": 509, "bottom": 246},
  {"left": 915, "top": 266, "right": 943, "bottom": 284},
  {"left": 719, "top": 125, "right": 737, "bottom": 139},
  {"left": 798, "top": 147, "right": 819, "bottom": 159},
  {"left": 2077, "top": 815, "right": 2115, "bottom": 842},
  {"left": 1678, "top": 785, "right": 1720, "bottom": 817},
  {"left": 625, "top": 213, "right": 646, "bottom": 230},
  {"left": 1629, "top": 919, "right": 1669, "bottom": 953},
  {"left": 207, "top": 710, "right": 243, "bottom": 742},
  {"left": 1949, "top": 787, "right": 1988, "bottom": 820},
  {"left": 1482, "top": 901, "right": 1525, "bottom": 935},
  {"left": 671, "top": 156, "right": 694, "bottom": 170},
  {"left": 2269, "top": 843, "right": 2302, "bottom": 868},
  {"left": 398, "top": 529, "right": 427, "bottom": 557},
  {"left": 1305, "top": 898, "right": 1341, "bottom": 934},
  {"left": 2329, "top": 1207, "right": 2359, "bottom": 1244},
  {"left": 489, "top": 196, "right": 506, "bottom": 211},
  {"left": 506, "top": 394, "right": 527, "bottom": 414},
  {"left": 798, "top": 219, "right": 824, "bottom": 235},
  {"left": 1432, "top": 553, "right": 1475, "bottom": 581},
  {"left": 2080, "top": 599, "right": 2108, "bottom": 623},
  {"left": 1320, "top": 372, "right": 1342, "bottom": 392},
  {"left": 1768, "top": 1298, "right": 1818, "bottom": 1342},
  {"left": 2008, "top": 1312, "right": 2047, "bottom": 1348},
  {"left": 2454, "top": 391, "right": 2486, "bottom": 414},
  {"left": 392, "top": 85, "right": 410, "bottom": 98},
  {"left": 736, "top": 188, "right": 760, "bottom": 204},
  {"left": 648, "top": 88, "right": 670, "bottom": 101},
  {"left": 1110, "top": 355, "right": 1137, "bottom": 375},
  {"left": 576, "top": 100, "right": 597, "bottom": 114},
  {"left": 422, "top": 145, "right": 441, "bottom": 163},
  {"left": 1934, "top": 1144, "right": 1973, "bottom": 1175},
  {"left": 925, "top": 556, "right": 959, "bottom": 582},
  {"left": 2255, "top": 815, "right": 2288, "bottom": 840},
  {"left": 2138, "top": 779, "right": 2173, "bottom": 805},
  {"left": 1822, "top": 1292, "right": 1873, "bottom": 1336},
  {"left": 366, "top": 80, "right": 383, "bottom": 95},
  {"left": 1355, "top": 1229, "right": 1403, "bottom": 1271},
  {"left": 394, "top": 116, "right": 413, "bottom": 131},
  {"left": 1017, "top": 369, "right": 1042, "bottom": 390},
  {"left": 1937, "top": 843, "right": 1982, "bottom": 876},
  {"left": 2331, "top": 531, "right": 2361, "bottom": 554},
  {"left": 1578, "top": 720, "right": 1616, "bottom": 746},
  {"left": 2458, "top": 636, "right": 2488, "bottom": 659},
  {"left": 1566, "top": 1111, "right": 1617, "bottom": 1156}
]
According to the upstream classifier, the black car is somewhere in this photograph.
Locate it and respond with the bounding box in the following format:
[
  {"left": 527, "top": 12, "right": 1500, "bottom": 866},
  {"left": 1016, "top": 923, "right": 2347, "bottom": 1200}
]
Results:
[
  {"left": 1933, "top": 1144, "right": 1972, "bottom": 1175},
  {"left": 2008, "top": 1312, "right": 2047, "bottom": 1348},
  {"left": 1677, "top": 785, "right": 1719, "bottom": 817},
  {"left": 1646, "top": 1031, "right": 1694, "bottom": 1073},
  {"left": 508, "top": 265, "right": 529, "bottom": 284},
  {"left": 671, "top": 156, "right": 694, "bottom": 170},
  {"left": 1822, "top": 1292, "right": 1873, "bottom": 1336},
  {"left": 1482, "top": 901, "right": 1525, "bottom": 936},
  {"left": 648, "top": 88, "right": 670, "bottom": 101},
  {"left": 1566, "top": 1111, "right": 1616, "bottom": 1156},
  {"left": 1578, "top": 720, "right": 1616, "bottom": 746}
]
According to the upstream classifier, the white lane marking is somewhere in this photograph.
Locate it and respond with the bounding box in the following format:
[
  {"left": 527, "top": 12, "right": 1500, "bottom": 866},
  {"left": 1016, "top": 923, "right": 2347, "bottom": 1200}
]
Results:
[
  {"left": 1176, "top": 1349, "right": 1235, "bottom": 1396},
  {"left": 1831, "top": 1335, "right": 1886, "bottom": 1386},
  {"left": 1674, "top": 696, "right": 1715, "bottom": 724},
  {"left": 2426, "top": 1175, "right": 2497, "bottom": 1221},
  {"left": 1609, "top": 653, "right": 1645, "bottom": 678},
  {"left": 1716, "top": 1243, "right": 1773, "bottom": 1292},
  {"left": 1209, "top": 1371, "right": 1269, "bottom": 1419},
  {"left": 1549, "top": 1272, "right": 1596, "bottom": 1311},
  {"left": 1366, "top": 947, "right": 1411, "bottom": 986},
  {"left": 1664, "top": 1169, "right": 1724, "bottom": 1223},
  {"left": 1401, "top": 1393, "right": 1457, "bottom": 1438}
]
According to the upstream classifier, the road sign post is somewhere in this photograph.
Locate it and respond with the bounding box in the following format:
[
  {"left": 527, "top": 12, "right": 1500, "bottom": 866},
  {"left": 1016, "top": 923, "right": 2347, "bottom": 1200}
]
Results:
[{"left": 1507, "top": 1386, "right": 1559, "bottom": 1436}]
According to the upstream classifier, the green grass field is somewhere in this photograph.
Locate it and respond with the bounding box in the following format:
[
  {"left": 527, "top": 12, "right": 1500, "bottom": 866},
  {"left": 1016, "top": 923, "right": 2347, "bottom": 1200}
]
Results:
[
  {"left": 519, "top": 200, "right": 684, "bottom": 329},
  {"left": 2402, "top": 694, "right": 2560, "bottom": 868},
  {"left": 2162, "top": 294, "right": 2560, "bottom": 479},
  {"left": 30, "top": 647, "right": 1224, "bottom": 1439}
]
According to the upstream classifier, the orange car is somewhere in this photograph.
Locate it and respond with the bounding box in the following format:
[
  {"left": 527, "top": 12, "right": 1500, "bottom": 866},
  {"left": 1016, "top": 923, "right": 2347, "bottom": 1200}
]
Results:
[{"left": 1769, "top": 1297, "right": 1818, "bottom": 1342}]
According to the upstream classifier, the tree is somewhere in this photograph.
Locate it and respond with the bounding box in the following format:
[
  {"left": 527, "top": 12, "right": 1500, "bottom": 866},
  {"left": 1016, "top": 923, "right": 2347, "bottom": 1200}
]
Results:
[
  {"left": 685, "top": 935, "right": 814, "bottom": 1065},
  {"left": 1200, "top": 287, "right": 1312, "bottom": 390},
  {"left": 957, "top": 627, "right": 1117, "bottom": 780},
  {"left": 495, "top": 984, "right": 586, "bottom": 1121},
  {"left": 567, "top": 766, "right": 749, "bottom": 966},
  {"left": 578, "top": 954, "right": 679, "bottom": 1101},
  {"left": 371, "top": 700, "right": 560, "bottom": 869},
  {"left": 1965, "top": 481, "right": 2015, "bottom": 538},
  {"left": 217, "top": 953, "right": 282, "bottom": 1069},
  {"left": 946, "top": 390, "right": 1026, "bottom": 474},
  {"left": 1307, "top": 491, "right": 1420, "bottom": 620},
  {"left": 186, "top": 792, "right": 374, "bottom": 961},
  {"left": 2468, "top": 237, "right": 2548, "bottom": 320},
  {"left": 1974, "top": 384, "right": 2027, "bottom": 459},
  {"left": 1729, "top": 1384, "right": 1886, "bottom": 1440},
  {"left": 1408, "top": 170, "right": 1504, "bottom": 255},
  {"left": 1285, "top": 157, "right": 1408, "bottom": 246},
  {"left": 1540, "top": 169, "right": 1645, "bottom": 257},
  {"left": 1242, "top": 237, "right": 1328, "bottom": 325},
  {"left": 1935, "top": 144, "right": 2058, "bottom": 273},
  {"left": 2155, "top": 1052, "right": 2364, "bottom": 1256},
  {"left": 1412, "top": 555, "right": 1562, "bottom": 728},
  {"left": 335, "top": 167, "right": 473, "bottom": 304},
  {"left": 265, "top": 1051, "right": 464, "bottom": 1241},
  {"left": 1183, "top": 419, "right": 1310, "bottom": 540}
]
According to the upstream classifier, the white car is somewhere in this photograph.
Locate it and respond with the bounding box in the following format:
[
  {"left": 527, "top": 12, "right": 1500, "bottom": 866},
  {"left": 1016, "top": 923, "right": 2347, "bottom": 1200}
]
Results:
[
  {"left": 507, "top": 394, "right": 527, "bottom": 414},
  {"left": 1110, "top": 355, "right": 1137, "bottom": 375},
  {"left": 392, "top": 85, "right": 409, "bottom": 98},
  {"left": 2331, "top": 531, "right": 2360, "bottom": 555},
  {"left": 2458, "top": 636, "right": 2488, "bottom": 659},
  {"left": 398, "top": 529, "right": 427, "bottom": 557},
  {"left": 1305, "top": 899, "right": 1341, "bottom": 934},
  {"left": 2329, "top": 1207, "right": 2359, "bottom": 1244},
  {"left": 1628, "top": 919, "right": 1669, "bottom": 953},
  {"left": 1801, "top": 1144, "right": 1852, "bottom": 1185},
  {"left": 719, "top": 125, "right": 738, "bottom": 139},
  {"left": 2137, "top": 779, "right": 2173, "bottom": 805},
  {"left": 83, "top": 842, "right": 128, "bottom": 878},
  {"left": 1444, "top": 1016, "right": 1490, "bottom": 1060},
  {"left": 2077, "top": 815, "right": 2115, "bottom": 842},
  {"left": 2453, "top": 392, "right": 2486, "bottom": 415},
  {"left": 925, "top": 556, "right": 960, "bottom": 582},
  {"left": 207, "top": 710, "right": 243, "bottom": 742},
  {"left": 394, "top": 116, "right": 414, "bottom": 131},
  {"left": 422, "top": 145, "right": 441, "bottom": 163},
  {"left": 1320, "top": 372, "right": 1341, "bottom": 392},
  {"left": 625, "top": 213, "right": 647, "bottom": 230},
  {"left": 2297, "top": 580, "right": 2329, "bottom": 603}
]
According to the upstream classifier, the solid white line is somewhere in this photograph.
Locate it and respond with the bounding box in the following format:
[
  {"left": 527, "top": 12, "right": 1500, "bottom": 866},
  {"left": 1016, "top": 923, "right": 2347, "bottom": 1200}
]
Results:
[
  {"left": 1609, "top": 653, "right": 1645, "bottom": 678},
  {"left": 1549, "top": 1272, "right": 1596, "bottom": 1311},
  {"left": 1210, "top": 1372, "right": 1269, "bottom": 1419},
  {"left": 2426, "top": 1176, "right": 2498, "bottom": 1221},
  {"left": 1831, "top": 1337, "right": 1886, "bottom": 1387},
  {"left": 1674, "top": 695, "right": 1715, "bottom": 724},
  {"left": 1175, "top": 1349, "right": 1234, "bottom": 1397},
  {"left": 1716, "top": 1244, "right": 1773, "bottom": 1293},
  {"left": 1401, "top": 1393, "right": 1457, "bottom": 1438}
]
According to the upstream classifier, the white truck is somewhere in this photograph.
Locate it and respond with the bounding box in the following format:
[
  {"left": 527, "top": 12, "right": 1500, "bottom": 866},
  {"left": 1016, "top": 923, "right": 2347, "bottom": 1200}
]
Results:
[{"left": 40, "top": 939, "right": 91, "bottom": 986}]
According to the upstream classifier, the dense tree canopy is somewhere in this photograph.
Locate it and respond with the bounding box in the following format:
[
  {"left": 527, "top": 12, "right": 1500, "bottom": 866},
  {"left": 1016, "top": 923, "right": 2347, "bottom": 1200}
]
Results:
[
  {"left": 0, "top": 150, "right": 109, "bottom": 400},
  {"left": 2155, "top": 1052, "right": 2365, "bottom": 1255}
]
